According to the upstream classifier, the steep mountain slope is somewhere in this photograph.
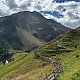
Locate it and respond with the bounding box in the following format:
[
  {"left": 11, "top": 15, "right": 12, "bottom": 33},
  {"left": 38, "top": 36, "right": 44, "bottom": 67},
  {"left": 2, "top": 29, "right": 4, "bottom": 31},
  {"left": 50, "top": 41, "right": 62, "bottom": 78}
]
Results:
[{"left": 0, "top": 11, "right": 70, "bottom": 50}]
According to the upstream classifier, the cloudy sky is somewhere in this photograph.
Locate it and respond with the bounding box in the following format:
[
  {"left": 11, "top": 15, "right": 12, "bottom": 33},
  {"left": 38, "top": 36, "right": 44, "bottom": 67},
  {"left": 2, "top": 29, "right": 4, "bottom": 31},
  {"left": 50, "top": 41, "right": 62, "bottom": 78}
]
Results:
[{"left": 0, "top": 0, "right": 80, "bottom": 29}]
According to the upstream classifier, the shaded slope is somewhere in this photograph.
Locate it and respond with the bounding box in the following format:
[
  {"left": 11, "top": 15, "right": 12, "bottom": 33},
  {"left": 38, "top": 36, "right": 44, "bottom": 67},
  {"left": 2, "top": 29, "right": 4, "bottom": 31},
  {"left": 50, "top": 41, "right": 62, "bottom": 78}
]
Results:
[{"left": 0, "top": 11, "right": 70, "bottom": 50}]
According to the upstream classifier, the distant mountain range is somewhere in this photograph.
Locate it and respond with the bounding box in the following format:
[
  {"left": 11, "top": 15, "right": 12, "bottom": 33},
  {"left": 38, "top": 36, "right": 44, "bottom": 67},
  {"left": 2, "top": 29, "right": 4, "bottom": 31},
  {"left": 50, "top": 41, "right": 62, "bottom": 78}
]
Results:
[{"left": 0, "top": 11, "right": 71, "bottom": 50}]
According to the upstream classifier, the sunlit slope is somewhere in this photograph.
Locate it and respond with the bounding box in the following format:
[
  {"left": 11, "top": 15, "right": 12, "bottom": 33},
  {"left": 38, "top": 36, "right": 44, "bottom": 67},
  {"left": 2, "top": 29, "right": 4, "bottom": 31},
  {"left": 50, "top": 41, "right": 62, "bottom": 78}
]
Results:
[
  {"left": 39, "top": 29, "right": 80, "bottom": 80},
  {"left": 0, "top": 52, "right": 54, "bottom": 80}
]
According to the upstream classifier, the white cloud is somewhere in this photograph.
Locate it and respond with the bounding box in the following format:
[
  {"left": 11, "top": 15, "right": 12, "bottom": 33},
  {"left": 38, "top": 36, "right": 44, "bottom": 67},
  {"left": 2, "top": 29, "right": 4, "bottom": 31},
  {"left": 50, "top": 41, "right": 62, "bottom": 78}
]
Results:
[
  {"left": 44, "top": 1, "right": 80, "bottom": 29},
  {"left": 0, "top": 0, "right": 80, "bottom": 28},
  {"left": 0, "top": 0, "right": 10, "bottom": 16}
]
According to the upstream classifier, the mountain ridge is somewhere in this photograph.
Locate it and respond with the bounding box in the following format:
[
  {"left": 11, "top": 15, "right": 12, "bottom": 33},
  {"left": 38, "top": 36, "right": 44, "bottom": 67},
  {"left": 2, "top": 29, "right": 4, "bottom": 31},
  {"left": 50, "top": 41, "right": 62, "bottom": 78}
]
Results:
[
  {"left": 39, "top": 27, "right": 80, "bottom": 53},
  {"left": 0, "top": 11, "right": 71, "bottom": 50}
]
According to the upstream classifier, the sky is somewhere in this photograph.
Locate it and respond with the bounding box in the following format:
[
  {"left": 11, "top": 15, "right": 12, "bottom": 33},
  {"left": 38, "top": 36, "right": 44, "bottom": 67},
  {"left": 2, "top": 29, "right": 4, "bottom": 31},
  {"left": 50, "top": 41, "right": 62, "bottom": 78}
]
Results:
[{"left": 0, "top": 0, "right": 80, "bottom": 29}]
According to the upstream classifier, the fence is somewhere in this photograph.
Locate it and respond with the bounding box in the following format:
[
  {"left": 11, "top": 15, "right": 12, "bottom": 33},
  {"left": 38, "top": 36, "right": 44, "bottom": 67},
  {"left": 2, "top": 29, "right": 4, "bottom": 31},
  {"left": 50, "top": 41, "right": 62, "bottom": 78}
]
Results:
[
  {"left": 44, "top": 70, "right": 54, "bottom": 80},
  {"left": 34, "top": 50, "right": 63, "bottom": 80},
  {"left": 44, "top": 65, "right": 63, "bottom": 80}
]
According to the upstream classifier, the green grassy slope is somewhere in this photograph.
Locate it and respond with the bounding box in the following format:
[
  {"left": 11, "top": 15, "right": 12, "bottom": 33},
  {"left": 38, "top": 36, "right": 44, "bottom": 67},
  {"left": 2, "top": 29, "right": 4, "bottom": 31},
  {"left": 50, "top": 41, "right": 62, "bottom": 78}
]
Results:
[
  {"left": 0, "top": 29, "right": 80, "bottom": 80},
  {"left": 39, "top": 29, "right": 80, "bottom": 80},
  {"left": 0, "top": 52, "right": 55, "bottom": 80},
  {"left": 51, "top": 50, "right": 80, "bottom": 80},
  {"left": 39, "top": 29, "right": 80, "bottom": 51},
  {"left": 0, "top": 52, "right": 31, "bottom": 78}
]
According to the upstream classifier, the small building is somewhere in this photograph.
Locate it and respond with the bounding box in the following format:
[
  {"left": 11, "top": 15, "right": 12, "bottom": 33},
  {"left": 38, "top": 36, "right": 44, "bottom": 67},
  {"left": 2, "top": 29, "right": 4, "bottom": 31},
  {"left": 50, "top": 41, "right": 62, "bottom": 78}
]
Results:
[{"left": 5, "top": 60, "right": 8, "bottom": 64}]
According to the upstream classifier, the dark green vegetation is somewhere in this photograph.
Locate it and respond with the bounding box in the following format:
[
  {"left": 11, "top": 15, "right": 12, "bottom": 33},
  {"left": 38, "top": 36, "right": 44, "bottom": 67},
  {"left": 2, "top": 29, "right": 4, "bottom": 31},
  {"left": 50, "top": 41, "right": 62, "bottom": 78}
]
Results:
[
  {"left": 39, "top": 29, "right": 80, "bottom": 80},
  {"left": 0, "top": 11, "right": 70, "bottom": 50},
  {"left": 0, "top": 49, "right": 13, "bottom": 64}
]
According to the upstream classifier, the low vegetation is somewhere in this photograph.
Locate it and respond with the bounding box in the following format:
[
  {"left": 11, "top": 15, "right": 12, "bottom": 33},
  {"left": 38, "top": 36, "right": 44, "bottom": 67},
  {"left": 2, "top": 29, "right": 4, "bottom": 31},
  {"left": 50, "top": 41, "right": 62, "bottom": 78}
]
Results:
[
  {"left": 0, "top": 29, "right": 80, "bottom": 80},
  {"left": 38, "top": 29, "right": 80, "bottom": 80},
  {"left": 0, "top": 52, "right": 55, "bottom": 80}
]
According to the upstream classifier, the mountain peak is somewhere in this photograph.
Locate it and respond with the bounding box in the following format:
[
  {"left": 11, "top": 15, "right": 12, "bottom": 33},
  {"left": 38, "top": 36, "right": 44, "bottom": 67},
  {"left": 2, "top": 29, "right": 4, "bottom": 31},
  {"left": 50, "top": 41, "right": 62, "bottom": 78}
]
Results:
[{"left": 0, "top": 11, "right": 71, "bottom": 50}]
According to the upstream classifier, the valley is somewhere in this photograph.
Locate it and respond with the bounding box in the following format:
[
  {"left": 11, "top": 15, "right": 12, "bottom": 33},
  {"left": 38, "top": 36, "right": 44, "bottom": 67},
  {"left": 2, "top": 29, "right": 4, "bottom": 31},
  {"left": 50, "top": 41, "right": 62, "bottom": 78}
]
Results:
[{"left": 0, "top": 11, "right": 80, "bottom": 80}]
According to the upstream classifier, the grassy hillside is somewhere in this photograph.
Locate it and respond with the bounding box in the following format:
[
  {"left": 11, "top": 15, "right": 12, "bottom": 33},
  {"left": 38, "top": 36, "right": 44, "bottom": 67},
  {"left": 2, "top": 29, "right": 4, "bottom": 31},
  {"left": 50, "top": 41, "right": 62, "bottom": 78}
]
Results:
[
  {"left": 38, "top": 29, "right": 80, "bottom": 80},
  {"left": 0, "top": 29, "right": 80, "bottom": 80},
  {"left": 51, "top": 50, "right": 80, "bottom": 80},
  {"left": 0, "top": 51, "right": 55, "bottom": 80},
  {"left": 39, "top": 29, "right": 80, "bottom": 52}
]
